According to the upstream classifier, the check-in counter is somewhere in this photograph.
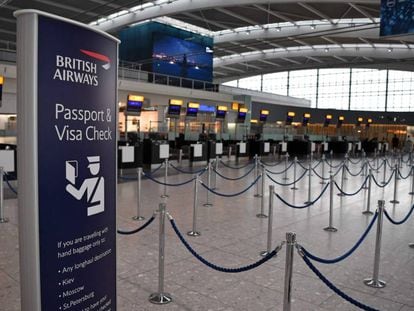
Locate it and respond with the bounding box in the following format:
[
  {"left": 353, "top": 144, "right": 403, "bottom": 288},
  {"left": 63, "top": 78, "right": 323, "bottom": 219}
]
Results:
[
  {"left": 287, "top": 141, "right": 310, "bottom": 155},
  {"left": 190, "top": 142, "right": 207, "bottom": 164},
  {"left": 236, "top": 141, "right": 249, "bottom": 159},
  {"left": 328, "top": 141, "right": 348, "bottom": 154},
  {"left": 143, "top": 139, "right": 170, "bottom": 166},
  {"left": 118, "top": 142, "right": 143, "bottom": 169}
]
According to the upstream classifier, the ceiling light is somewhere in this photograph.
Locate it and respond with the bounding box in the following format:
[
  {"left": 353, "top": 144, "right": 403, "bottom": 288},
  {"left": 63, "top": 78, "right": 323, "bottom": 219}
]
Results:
[
  {"left": 310, "top": 24, "right": 316, "bottom": 29},
  {"left": 169, "top": 61, "right": 175, "bottom": 64},
  {"left": 324, "top": 48, "right": 329, "bottom": 52},
  {"left": 387, "top": 48, "right": 393, "bottom": 53},
  {"left": 275, "top": 27, "right": 281, "bottom": 32},
  {"left": 245, "top": 30, "right": 251, "bottom": 35}
]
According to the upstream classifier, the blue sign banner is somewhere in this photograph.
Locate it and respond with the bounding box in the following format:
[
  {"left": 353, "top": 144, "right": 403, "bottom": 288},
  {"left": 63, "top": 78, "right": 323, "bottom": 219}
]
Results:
[
  {"left": 37, "top": 15, "right": 117, "bottom": 310},
  {"left": 380, "top": 0, "right": 414, "bottom": 36}
]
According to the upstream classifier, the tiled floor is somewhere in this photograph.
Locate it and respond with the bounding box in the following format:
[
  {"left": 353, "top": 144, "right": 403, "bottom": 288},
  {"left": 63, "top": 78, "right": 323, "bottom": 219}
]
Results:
[{"left": 1, "top": 155, "right": 414, "bottom": 310}]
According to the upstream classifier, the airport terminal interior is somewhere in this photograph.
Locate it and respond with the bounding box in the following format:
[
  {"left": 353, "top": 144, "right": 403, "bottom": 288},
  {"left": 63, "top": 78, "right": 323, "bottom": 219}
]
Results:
[{"left": 0, "top": 0, "right": 414, "bottom": 310}]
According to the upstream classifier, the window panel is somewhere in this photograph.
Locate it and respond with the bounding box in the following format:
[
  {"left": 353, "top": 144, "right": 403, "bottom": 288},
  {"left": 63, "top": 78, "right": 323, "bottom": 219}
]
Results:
[
  {"left": 262, "top": 72, "right": 288, "bottom": 96},
  {"left": 288, "top": 69, "right": 318, "bottom": 107},
  {"left": 350, "top": 69, "right": 387, "bottom": 111}
]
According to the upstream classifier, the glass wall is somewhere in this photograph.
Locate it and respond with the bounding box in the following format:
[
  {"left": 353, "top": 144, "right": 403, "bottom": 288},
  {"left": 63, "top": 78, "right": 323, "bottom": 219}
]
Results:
[
  {"left": 350, "top": 69, "right": 387, "bottom": 111},
  {"left": 289, "top": 69, "right": 318, "bottom": 107},
  {"left": 222, "top": 68, "right": 414, "bottom": 112}
]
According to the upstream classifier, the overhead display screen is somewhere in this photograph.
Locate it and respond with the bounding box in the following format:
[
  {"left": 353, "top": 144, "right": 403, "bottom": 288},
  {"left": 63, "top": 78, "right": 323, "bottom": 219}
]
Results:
[
  {"left": 380, "top": 0, "right": 414, "bottom": 36},
  {"left": 126, "top": 94, "right": 143, "bottom": 115},
  {"left": 216, "top": 106, "right": 227, "bottom": 119},
  {"left": 152, "top": 33, "right": 213, "bottom": 82},
  {"left": 237, "top": 108, "right": 248, "bottom": 123}
]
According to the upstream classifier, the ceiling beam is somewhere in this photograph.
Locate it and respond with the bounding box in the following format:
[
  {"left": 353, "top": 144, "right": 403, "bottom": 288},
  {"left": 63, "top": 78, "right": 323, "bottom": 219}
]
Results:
[
  {"left": 220, "top": 65, "right": 246, "bottom": 73},
  {"left": 243, "top": 63, "right": 263, "bottom": 70},
  {"left": 298, "top": 2, "right": 335, "bottom": 24},
  {"left": 333, "top": 55, "right": 348, "bottom": 62},
  {"left": 281, "top": 57, "right": 302, "bottom": 65},
  {"left": 358, "top": 37, "right": 375, "bottom": 47},
  {"left": 307, "top": 56, "right": 324, "bottom": 63},
  {"left": 215, "top": 7, "right": 262, "bottom": 27},
  {"left": 348, "top": 3, "right": 376, "bottom": 23},
  {"left": 182, "top": 12, "right": 229, "bottom": 30},
  {"left": 257, "top": 59, "right": 282, "bottom": 67},
  {"left": 34, "top": 0, "right": 97, "bottom": 16},
  {"left": 321, "top": 36, "right": 343, "bottom": 47},
  {"left": 251, "top": 4, "right": 297, "bottom": 25}
]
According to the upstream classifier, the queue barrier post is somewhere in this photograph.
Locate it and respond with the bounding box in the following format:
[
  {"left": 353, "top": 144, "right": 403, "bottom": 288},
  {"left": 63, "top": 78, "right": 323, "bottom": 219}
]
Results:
[
  {"left": 260, "top": 185, "right": 275, "bottom": 257},
  {"left": 161, "top": 159, "right": 169, "bottom": 198},
  {"left": 257, "top": 165, "right": 268, "bottom": 218},
  {"left": 362, "top": 169, "right": 374, "bottom": 215},
  {"left": 363, "top": 200, "right": 386, "bottom": 288},
  {"left": 323, "top": 175, "right": 337, "bottom": 232},
  {"left": 320, "top": 154, "right": 326, "bottom": 185},
  {"left": 203, "top": 162, "right": 213, "bottom": 207},
  {"left": 149, "top": 203, "right": 173, "bottom": 304},
  {"left": 283, "top": 232, "right": 296, "bottom": 311},
  {"left": 254, "top": 154, "right": 261, "bottom": 197},
  {"left": 132, "top": 167, "right": 145, "bottom": 221},
  {"left": 188, "top": 175, "right": 201, "bottom": 237},
  {"left": 390, "top": 164, "right": 400, "bottom": 204},
  {"left": 283, "top": 153, "right": 289, "bottom": 181},
  {"left": 0, "top": 167, "right": 8, "bottom": 224},
  {"left": 304, "top": 163, "right": 312, "bottom": 204}
]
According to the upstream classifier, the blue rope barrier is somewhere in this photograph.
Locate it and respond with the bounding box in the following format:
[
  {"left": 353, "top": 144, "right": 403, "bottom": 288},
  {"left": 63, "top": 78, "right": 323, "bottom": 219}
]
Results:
[
  {"left": 266, "top": 169, "right": 308, "bottom": 187},
  {"left": 371, "top": 170, "right": 395, "bottom": 188},
  {"left": 344, "top": 165, "right": 364, "bottom": 177},
  {"left": 260, "top": 159, "right": 283, "bottom": 167},
  {"left": 385, "top": 160, "right": 395, "bottom": 170},
  {"left": 219, "top": 160, "right": 253, "bottom": 170},
  {"left": 384, "top": 205, "right": 414, "bottom": 225},
  {"left": 312, "top": 160, "right": 322, "bottom": 170},
  {"left": 398, "top": 168, "right": 412, "bottom": 180},
  {"left": 348, "top": 158, "right": 363, "bottom": 165},
  {"left": 274, "top": 183, "right": 330, "bottom": 209},
  {"left": 265, "top": 161, "right": 294, "bottom": 175},
  {"left": 150, "top": 163, "right": 164, "bottom": 175},
  {"left": 325, "top": 160, "right": 344, "bottom": 169},
  {"left": 170, "top": 218, "right": 283, "bottom": 273},
  {"left": 300, "top": 212, "right": 378, "bottom": 264},
  {"left": 200, "top": 175, "right": 261, "bottom": 197},
  {"left": 117, "top": 215, "right": 156, "bottom": 235},
  {"left": 213, "top": 165, "right": 255, "bottom": 181},
  {"left": 3, "top": 173, "right": 17, "bottom": 195},
  {"left": 334, "top": 176, "right": 369, "bottom": 196},
  {"left": 366, "top": 161, "right": 383, "bottom": 172},
  {"left": 297, "top": 161, "right": 309, "bottom": 170},
  {"left": 311, "top": 168, "right": 330, "bottom": 180},
  {"left": 143, "top": 173, "right": 196, "bottom": 187},
  {"left": 170, "top": 163, "right": 207, "bottom": 175},
  {"left": 300, "top": 254, "right": 379, "bottom": 311}
]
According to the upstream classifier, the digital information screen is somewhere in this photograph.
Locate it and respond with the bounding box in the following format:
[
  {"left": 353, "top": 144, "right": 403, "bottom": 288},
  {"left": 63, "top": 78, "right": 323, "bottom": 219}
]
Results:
[
  {"left": 186, "top": 107, "right": 198, "bottom": 117},
  {"left": 126, "top": 96, "right": 143, "bottom": 114},
  {"left": 380, "top": 0, "right": 414, "bottom": 36},
  {"left": 168, "top": 104, "right": 181, "bottom": 117},
  {"left": 216, "top": 110, "right": 226, "bottom": 119}
]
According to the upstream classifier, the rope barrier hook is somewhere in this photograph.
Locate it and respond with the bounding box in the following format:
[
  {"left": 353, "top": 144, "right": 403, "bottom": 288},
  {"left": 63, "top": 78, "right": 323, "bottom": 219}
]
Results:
[
  {"left": 363, "top": 200, "right": 386, "bottom": 289},
  {"left": 149, "top": 203, "right": 173, "bottom": 304}
]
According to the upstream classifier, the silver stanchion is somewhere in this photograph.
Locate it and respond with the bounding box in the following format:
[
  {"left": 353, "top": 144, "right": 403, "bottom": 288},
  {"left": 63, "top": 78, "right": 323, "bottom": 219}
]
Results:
[
  {"left": 374, "top": 149, "right": 377, "bottom": 168},
  {"left": 132, "top": 167, "right": 145, "bottom": 221},
  {"left": 149, "top": 203, "right": 173, "bottom": 304},
  {"left": 361, "top": 151, "right": 366, "bottom": 176},
  {"left": 283, "top": 232, "right": 296, "bottom": 311},
  {"left": 337, "top": 163, "right": 346, "bottom": 197},
  {"left": 260, "top": 185, "right": 275, "bottom": 257},
  {"left": 329, "top": 150, "right": 333, "bottom": 173},
  {"left": 343, "top": 153, "right": 349, "bottom": 180},
  {"left": 0, "top": 167, "right": 8, "bottom": 224},
  {"left": 364, "top": 200, "right": 386, "bottom": 288},
  {"left": 396, "top": 158, "right": 401, "bottom": 180},
  {"left": 204, "top": 162, "right": 213, "bottom": 207},
  {"left": 320, "top": 154, "right": 326, "bottom": 184},
  {"left": 257, "top": 165, "right": 268, "bottom": 218},
  {"left": 283, "top": 153, "right": 289, "bottom": 180},
  {"left": 409, "top": 166, "right": 414, "bottom": 195},
  {"left": 188, "top": 175, "right": 201, "bottom": 236},
  {"left": 291, "top": 156, "right": 298, "bottom": 190},
  {"left": 161, "top": 159, "right": 169, "bottom": 198},
  {"left": 213, "top": 156, "right": 219, "bottom": 190},
  {"left": 178, "top": 149, "right": 183, "bottom": 165},
  {"left": 228, "top": 146, "right": 232, "bottom": 160},
  {"left": 390, "top": 164, "right": 399, "bottom": 204},
  {"left": 362, "top": 169, "right": 373, "bottom": 215},
  {"left": 272, "top": 145, "right": 277, "bottom": 158},
  {"left": 376, "top": 152, "right": 379, "bottom": 170},
  {"left": 381, "top": 159, "right": 387, "bottom": 184},
  {"left": 310, "top": 151, "right": 314, "bottom": 176},
  {"left": 304, "top": 163, "right": 312, "bottom": 204},
  {"left": 254, "top": 154, "right": 261, "bottom": 197},
  {"left": 323, "top": 175, "right": 337, "bottom": 232}
]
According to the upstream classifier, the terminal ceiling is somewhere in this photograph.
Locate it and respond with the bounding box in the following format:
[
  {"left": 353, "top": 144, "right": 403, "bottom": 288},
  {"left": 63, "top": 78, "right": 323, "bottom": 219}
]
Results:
[{"left": 1, "top": 0, "right": 413, "bottom": 82}]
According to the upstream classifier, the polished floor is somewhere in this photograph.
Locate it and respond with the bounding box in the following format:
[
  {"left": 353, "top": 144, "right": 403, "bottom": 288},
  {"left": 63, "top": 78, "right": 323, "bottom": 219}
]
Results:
[{"left": 1, "top": 155, "right": 414, "bottom": 310}]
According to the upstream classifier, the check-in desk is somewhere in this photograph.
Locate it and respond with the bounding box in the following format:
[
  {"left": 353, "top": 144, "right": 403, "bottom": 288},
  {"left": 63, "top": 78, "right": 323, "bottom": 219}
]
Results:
[
  {"left": 118, "top": 142, "right": 143, "bottom": 169},
  {"left": 143, "top": 139, "right": 170, "bottom": 167}
]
